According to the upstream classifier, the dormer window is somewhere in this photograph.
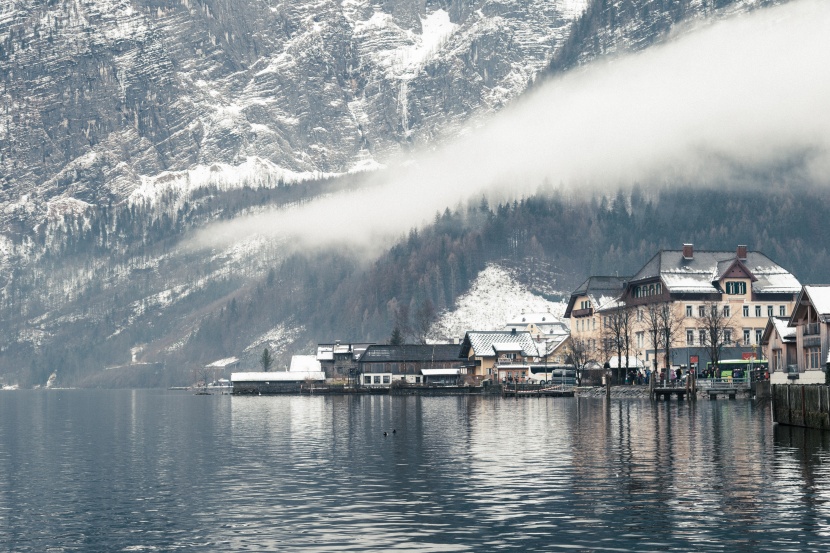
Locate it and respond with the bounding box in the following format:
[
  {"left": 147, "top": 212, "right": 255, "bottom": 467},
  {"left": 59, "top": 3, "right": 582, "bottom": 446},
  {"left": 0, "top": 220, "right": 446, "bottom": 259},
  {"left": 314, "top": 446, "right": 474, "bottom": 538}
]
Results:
[{"left": 725, "top": 281, "right": 746, "bottom": 295}]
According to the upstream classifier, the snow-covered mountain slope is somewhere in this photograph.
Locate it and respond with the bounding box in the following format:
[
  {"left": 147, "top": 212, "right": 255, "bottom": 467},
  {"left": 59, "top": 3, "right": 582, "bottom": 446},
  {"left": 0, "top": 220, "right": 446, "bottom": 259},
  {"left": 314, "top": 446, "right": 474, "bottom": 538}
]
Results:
[
  {"left": 430, "top": 264, "right": 567, "bottom": 342},
  {"left": 0, "top": 0, "right": 585, "bottom": 226}
]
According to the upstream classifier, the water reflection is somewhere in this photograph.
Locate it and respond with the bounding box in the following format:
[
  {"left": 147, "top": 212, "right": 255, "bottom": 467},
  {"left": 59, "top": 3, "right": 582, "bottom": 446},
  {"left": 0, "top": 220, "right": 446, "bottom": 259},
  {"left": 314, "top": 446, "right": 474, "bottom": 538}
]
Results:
[{"left": 2, "top": 392, "right": 830, "bottom": 551}]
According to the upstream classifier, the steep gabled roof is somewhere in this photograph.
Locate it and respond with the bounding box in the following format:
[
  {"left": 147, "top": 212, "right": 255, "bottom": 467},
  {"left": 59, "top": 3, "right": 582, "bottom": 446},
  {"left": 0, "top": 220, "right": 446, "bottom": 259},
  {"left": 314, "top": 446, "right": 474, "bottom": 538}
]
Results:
[
  {"left": 564, "top": 276, "right": 628, "bottom": 317},
  {"left": 789, "top": 285, "right": 830, "bottom": 326},
  {"left": 630, "top": 249, "right": 799, "bottom": 295},
  {"left": 461, "top": 331, "right": 539, "bottom": 358},
  {"left": 762, "top": 316, "right": 796, "bottom": 345}
]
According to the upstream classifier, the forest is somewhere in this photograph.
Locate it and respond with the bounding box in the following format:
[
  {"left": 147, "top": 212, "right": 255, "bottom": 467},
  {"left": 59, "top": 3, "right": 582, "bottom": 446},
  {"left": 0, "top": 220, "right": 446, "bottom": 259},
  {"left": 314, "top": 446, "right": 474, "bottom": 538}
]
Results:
[{"left": 1, "top": 180, "right": 829, "bottom": 387}]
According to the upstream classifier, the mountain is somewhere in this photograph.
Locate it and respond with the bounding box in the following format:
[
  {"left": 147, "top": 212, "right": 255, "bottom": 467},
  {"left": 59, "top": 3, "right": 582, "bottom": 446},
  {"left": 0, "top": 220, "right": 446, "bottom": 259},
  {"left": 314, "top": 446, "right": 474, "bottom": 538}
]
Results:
[{"left": 0, "top": 0, "right": 808, "bottom": 387}]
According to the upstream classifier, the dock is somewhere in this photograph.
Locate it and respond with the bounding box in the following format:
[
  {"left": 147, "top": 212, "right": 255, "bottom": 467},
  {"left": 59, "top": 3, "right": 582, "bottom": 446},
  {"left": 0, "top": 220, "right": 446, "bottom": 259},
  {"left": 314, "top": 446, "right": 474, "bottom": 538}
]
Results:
[{"left": 502, "top": 384, "right": 575, "bottom": 398}]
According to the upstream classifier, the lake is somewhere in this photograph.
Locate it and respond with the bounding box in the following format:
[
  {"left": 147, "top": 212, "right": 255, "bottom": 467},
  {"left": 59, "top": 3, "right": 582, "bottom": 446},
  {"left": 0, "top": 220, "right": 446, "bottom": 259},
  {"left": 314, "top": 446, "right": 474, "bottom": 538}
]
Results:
[{"left": 1, "top": 390, "right": 829, "bottom": 552}]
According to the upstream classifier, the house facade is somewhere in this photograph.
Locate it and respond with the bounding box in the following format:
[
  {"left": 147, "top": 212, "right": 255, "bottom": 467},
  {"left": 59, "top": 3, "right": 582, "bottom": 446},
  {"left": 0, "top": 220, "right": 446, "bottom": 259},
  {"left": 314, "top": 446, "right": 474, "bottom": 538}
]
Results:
[
  {"left": 781, "top": 285, "right": 830, "bottom": 384},
  {"left": 566, "top": 244, "right": 801, "bottom": 372},
  {"left": 316, "top": 341, "right": 374, "bottom": 380},
  {"left": 459, "top": 330, "right": 540, "bottom": 381},
  {"left": 357, "top": 344, "right": 464, "bottom": 387},
  {"left": 761, "top": 316, "right": 797, "bottom": 383}
]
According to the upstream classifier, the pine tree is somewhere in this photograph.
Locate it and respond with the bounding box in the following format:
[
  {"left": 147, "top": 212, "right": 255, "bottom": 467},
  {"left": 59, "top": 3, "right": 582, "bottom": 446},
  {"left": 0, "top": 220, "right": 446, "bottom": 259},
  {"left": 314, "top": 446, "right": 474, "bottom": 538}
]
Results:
[{"left": 260, "top": 348, "right": 273, "bottom": 372}]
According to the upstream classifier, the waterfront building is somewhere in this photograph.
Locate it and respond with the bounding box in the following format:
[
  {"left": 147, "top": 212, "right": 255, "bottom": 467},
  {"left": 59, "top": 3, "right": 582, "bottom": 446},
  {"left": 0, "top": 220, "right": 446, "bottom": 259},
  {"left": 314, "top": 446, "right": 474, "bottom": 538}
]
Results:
[
  {"left": 565, "top": 244, "right": 801, "bottom": 372},
  {"left": 459, "top": 330, "right": 540, "bottom": 381},
  {"left": 776, "top": 285, "right": 830, "bottom": 384},
  {"left": 357, "top": 343, "right": 464, "bottom": 387},
  {"left": 316, "top": 341, "right": 374, "bottom": 380},
  {"left": 761, "top": 316, "right": 797, "bottom": 382}
]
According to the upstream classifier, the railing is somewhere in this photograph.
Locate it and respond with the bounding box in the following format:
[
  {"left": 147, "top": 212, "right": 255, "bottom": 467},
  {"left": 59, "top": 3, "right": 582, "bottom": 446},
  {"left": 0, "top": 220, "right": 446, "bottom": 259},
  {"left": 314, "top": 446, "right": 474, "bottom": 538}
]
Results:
[
  {"left": 805, "top": 323, "right": 821, "bottom": 336},
  {"left": 696, "top": 377, "right": 751, "bottom": 390},
  {"left": 571, "top": 307, "right": 594, "bottom": 317}
]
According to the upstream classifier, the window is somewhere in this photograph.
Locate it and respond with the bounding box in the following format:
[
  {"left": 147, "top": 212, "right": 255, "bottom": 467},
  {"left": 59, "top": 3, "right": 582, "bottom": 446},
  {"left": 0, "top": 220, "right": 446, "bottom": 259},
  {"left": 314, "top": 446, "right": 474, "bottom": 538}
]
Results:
[
  {"left": 686, "top": 305, "right": 693, "bottom": 317},
  {"left": 374, "top": 375, "right": 381, "bottom": 384},
  {"left": 724, "top": 329, "right": 732, "bottom": 344},
  {"left": 637, "top": 332, "right": 644, "bottom": 348},
  {"left": 383, "top": 375, "right": 390, "bottom": 384},
  {"left": 726, "top": 281, "right": 747, "bottom": 295},
  {"left": 767, "top": 306, "right": 773, "bottom": 317},
  {"left": 687, "top": 330, "right": 695, "bottom": 345},
  {"left": 780, "top": 305, "right": 786, "bottom": 317},
  {"left": 593, "top": 319, "right": 596, "bottom": 330},
  {"left": 743, "top": 305, "right": 749, "bottom": 317},
  {"left": 415, "top": 376, "right": 421, "bottom": 383},
  {"left": 723, "top": 305, "right": 730, "bottom": 317},
  {"left": 755, "top": 305, "right": 761, "bottom": 317},
  {"left": 699, "top": 330, "right": 707, "bottom": 345},
  {"left": 743, "top": 329, "right": 751, "bottom": 344},
  {"left": 638, "top": 309, "right": 644, "bottom": 322},
  {"left": 364, "top": 376, "right": 371, "bottom": 384},
  {"left": 699, "top": 306, "right": 706, "bottom": 317},
  {"left": 807, "top": 347, "right": 821, "bottom": 369},
  {"left": 755, "top": 329, "right": 763, "bottom": 344}
]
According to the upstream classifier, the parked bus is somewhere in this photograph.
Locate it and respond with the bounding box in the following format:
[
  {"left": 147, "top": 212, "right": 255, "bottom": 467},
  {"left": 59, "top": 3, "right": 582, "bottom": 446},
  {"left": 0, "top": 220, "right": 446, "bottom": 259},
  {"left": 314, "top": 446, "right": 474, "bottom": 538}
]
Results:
[
  {"left": 704, "top": 359, "right": 768, "bottom": 380},
  {"left": 526, "top": 364, "right": 576, "bottom": 385}
]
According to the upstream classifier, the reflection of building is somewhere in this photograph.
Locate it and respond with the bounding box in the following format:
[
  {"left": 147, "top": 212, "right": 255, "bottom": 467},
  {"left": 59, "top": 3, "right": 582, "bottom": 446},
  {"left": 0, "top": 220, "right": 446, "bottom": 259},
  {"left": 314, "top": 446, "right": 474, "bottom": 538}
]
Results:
[
  {"left": 777, "top": 285, "right": 830, "bottom": 384},
  {"left": 357, "top": 344, "right": 464, "bottom": 387},
  {"left": 460, "top": 330, "right": 540, "bottom": 380}
]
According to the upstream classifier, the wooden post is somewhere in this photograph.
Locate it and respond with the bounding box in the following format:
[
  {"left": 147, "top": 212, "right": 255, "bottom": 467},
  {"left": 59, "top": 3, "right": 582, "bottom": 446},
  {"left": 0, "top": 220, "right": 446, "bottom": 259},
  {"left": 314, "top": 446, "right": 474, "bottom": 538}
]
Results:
[{"left": 606, "top": 372, "right": 611, "bottom": 400}]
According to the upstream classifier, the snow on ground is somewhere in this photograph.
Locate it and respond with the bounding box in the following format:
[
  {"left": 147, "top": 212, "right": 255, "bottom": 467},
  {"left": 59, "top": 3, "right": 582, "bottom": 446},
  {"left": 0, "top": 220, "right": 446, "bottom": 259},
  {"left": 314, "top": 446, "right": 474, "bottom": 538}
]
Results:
[
  {"left": 245, "top": 323, "right": 306, "bottom": 368},
  {"left": 430, "top": 264, "right": 568, "bottom": 342},
  {"left": 129, "top": 156, "right": 337, "bottom": 208}
]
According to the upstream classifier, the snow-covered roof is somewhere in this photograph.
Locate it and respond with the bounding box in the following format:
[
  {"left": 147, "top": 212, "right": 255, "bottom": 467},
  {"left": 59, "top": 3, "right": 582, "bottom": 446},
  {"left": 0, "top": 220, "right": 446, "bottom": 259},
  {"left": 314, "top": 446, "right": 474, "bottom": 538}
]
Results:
[
  {"left": 771, "top": 317, "right": 796, "bottom": 342},
  {"left": 316, "top": 345, "right": 334, "bottom": 361},
  {"left": 231, "top": 371, "right": 325, "bottom": 382},
  {"left": 206, "top": 357, "right": 239, "bottom": 368},
  {"left": 461, "top": 331, "right": 539, "bottom": 358},
  {"left": 290, "top": 355, "right": 322, "bottom": 372},
  {"left": 790, "top": 286, "right": 830, "bottom": 326},
  {"left": 421, "top": 368, "right": 461, "bottom": 376},
  {"left": 629, "top": 249, "right": 800, "bottom": 295},
  {"left": 492, "top": 342, "right": 524, "bottom": 353},
  {"left": 805, "top": 286, "right": 830, "bottom": 318}
]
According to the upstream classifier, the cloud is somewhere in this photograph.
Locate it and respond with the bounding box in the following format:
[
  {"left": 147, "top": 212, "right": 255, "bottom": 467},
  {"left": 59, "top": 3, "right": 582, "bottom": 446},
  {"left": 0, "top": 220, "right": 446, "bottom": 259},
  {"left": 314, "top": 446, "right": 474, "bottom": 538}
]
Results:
[{"left": 188, "top": 0, "right": 830, "bottom": 255}]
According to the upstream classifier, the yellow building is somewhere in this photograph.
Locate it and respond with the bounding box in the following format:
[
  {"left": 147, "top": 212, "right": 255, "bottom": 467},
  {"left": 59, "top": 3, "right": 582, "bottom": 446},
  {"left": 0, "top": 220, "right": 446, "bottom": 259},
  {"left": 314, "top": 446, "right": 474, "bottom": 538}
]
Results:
[{"left": 566, "top": 244, "right": 801, "bottom": 373}]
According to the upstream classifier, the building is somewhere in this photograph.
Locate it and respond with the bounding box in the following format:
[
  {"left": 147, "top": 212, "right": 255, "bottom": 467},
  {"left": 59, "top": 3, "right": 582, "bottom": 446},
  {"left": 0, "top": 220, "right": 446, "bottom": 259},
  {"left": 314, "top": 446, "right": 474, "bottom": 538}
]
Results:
[
  {"left": 316, "top": 341, "right": 374, "bottom": 380},
  {"left": 459, "top": 330, "right": 540, "bottom": 381},
  {"left": 565, "top": 244, "right": 801, "bottom": 373},
  {"left": 761, "top": 316, "right": 797, "bottom": 382},
  {"left": 357, "top": 344, "right": 465, "bottom": 387},
  {"left": 231, "top": 370, "right": 326, "bottom": 394},
  {"left": 777, "top": 285, "right": 830, "bottom": 384},
  {"left": 563, "top": 276, "right": 628, "bottom": 365}
]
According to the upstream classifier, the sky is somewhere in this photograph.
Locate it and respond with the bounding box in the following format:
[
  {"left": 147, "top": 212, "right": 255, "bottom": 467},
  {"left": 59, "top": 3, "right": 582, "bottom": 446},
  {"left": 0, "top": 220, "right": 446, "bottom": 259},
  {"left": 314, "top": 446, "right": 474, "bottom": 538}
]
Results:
[{"left": 189, "top": 0, "right": 830, "bottom": 257}]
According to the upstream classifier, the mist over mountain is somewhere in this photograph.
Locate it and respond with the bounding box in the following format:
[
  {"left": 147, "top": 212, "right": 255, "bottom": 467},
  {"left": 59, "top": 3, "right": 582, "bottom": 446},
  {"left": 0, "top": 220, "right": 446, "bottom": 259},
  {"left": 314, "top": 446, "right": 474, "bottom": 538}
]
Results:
[{"left": 2, "top": 0, "right": 826, "bottom": 388}]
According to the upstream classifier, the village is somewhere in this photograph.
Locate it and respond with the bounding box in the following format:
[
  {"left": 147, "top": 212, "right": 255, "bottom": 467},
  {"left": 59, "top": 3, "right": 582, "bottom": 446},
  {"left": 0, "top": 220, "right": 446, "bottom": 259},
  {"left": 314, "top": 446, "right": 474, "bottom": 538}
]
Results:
[{"left": 211, "top": 243, "right": 829, "bottom": 405}]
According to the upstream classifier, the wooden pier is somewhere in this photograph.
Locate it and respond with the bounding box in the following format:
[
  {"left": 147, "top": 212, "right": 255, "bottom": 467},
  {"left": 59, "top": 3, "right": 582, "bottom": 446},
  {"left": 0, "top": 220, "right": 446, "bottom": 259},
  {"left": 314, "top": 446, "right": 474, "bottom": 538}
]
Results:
[{"left": 502, "top": 384, "right": 575, "bottom": 398}]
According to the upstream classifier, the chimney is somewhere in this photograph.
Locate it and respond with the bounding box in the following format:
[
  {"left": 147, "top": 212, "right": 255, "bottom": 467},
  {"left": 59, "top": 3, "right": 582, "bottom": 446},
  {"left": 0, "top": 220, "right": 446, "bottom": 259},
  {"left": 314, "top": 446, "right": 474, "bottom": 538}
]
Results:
[
  {"left": 737, "top": 245, "right": 747, "bottom": 260},
  {"left": 682, "top": 243, "right": 694, "bottom": 260}
]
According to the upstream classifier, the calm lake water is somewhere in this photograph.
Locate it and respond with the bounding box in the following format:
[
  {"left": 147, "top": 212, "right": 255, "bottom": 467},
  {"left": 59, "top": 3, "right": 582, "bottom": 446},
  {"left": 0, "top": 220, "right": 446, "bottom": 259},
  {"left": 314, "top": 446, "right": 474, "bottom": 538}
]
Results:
[{"left": 1, "top": 390, "right": 830, "bottom": 552}]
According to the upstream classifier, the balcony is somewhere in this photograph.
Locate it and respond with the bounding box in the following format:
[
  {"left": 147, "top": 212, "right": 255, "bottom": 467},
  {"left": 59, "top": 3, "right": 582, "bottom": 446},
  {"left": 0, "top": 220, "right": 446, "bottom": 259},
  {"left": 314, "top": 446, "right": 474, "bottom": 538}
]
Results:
[
  {"left": 572, "top": 307, "right": 594, "bottom": 318},
  {"left": 804, "top": 322, "right": 821, "bottom": 336}
]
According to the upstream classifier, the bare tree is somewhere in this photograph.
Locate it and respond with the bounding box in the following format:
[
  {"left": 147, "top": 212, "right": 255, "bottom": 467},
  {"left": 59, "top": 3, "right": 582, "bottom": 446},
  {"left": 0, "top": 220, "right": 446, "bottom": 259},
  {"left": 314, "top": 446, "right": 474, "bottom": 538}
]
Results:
[
  {"left": 658, "top": 303, "right": 684, "bottom": 381},
  {"left": 699, "top": 301, "right": 736, "bottom": 377},
  {"left": 602, "top": 306, "right": 634, "bottom": 384},
  {"left": 642, "top": 303, "right": 665, "bottom": 382},
  {"left": 413, "top": 299, "right": 435, "bottom": 344},
  {"left": 565, "top": 337, "right": 591, "bottom": 386}
]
